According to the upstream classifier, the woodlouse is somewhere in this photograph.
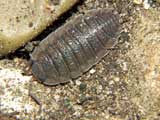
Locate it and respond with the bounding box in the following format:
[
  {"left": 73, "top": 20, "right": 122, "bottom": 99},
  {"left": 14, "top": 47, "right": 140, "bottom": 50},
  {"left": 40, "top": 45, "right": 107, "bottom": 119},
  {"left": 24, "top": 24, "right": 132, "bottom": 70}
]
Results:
[{"left": 30, "top": 8, "right": 121, "bottom": 85}]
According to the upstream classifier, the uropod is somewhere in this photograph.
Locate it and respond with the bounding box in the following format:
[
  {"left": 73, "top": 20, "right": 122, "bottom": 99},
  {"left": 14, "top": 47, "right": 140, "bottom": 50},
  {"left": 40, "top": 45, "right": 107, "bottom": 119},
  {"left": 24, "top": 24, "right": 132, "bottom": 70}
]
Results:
[{"left": 30, "top": 8, "right": 121, "bottom": 85}]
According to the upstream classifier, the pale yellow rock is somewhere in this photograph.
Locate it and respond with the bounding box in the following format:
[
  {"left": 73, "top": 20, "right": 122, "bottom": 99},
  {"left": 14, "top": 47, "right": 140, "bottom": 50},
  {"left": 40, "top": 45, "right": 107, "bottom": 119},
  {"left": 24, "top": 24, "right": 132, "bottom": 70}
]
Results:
[
  {"left": 156, "top": 0, "right": 160, "bottom": 3},
  {"left": 133, "top": 0, "right": 143, "bottom": 4},
  {"left": 0, "top": 0, "right": 78, "bottom": 56},
  {"left": 128, "top": 9, "right": 160, "bottom": 119}
]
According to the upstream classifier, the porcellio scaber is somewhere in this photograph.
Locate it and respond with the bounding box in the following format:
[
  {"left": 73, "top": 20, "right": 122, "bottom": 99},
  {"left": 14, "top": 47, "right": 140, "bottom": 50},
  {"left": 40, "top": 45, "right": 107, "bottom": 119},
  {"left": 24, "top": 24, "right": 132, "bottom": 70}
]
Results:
[{"left": 31, "top": 8, "right": 121, "bottom": 85}]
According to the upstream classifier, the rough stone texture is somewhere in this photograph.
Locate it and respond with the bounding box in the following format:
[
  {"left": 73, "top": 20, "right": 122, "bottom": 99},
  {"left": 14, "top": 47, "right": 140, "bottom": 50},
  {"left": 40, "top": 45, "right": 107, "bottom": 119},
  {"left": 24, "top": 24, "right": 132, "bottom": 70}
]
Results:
[
  {"left": 126, "top": 8, "right": 160, "bottom": 119},
  {"left": 0, "top": 0, "right": 160, "bottom": 120},
  {"left": 0, "top": 0, "right": 78, "bottom": 56},
  {"left": 156, "top": 0, "right": 160, "bottom": 3}
]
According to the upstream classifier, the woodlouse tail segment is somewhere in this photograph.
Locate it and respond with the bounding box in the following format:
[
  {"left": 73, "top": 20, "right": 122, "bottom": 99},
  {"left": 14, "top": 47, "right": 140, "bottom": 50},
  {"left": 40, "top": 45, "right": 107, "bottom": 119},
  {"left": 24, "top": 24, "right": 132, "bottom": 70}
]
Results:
[{"left": 84, "top": 8, "right": 120, "bottom": 53}]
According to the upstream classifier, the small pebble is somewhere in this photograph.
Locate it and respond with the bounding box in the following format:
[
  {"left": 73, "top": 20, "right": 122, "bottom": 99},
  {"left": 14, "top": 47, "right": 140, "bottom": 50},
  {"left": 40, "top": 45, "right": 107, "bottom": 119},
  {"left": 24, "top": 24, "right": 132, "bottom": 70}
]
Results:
[
  {"left": 54, "top": 95, "right": 60, "bottom": 102},
  {"left": 143, "top": 0, "right": 151, "bottom": 9},
  {"left": 79, "top": 83, "right": 87, "bottom": 92},
  {"left": 90, "top": 69, "right": 96, "bottom": 74},
  {"left": 114, "top": 77, "right": 120, "bottom": 82},
  {"left": 75, "top": 80, "right": 81, "bottom": 86},
  {"left": 133, "top": 0, "right": 143, "bottom": 4}
]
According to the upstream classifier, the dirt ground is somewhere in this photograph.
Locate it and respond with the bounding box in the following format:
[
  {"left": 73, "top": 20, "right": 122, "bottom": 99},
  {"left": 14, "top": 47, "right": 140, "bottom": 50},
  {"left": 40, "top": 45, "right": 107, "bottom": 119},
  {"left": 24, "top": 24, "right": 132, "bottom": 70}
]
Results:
[{"left": 0, "top": 0, "right": 160, "bottom": 120}]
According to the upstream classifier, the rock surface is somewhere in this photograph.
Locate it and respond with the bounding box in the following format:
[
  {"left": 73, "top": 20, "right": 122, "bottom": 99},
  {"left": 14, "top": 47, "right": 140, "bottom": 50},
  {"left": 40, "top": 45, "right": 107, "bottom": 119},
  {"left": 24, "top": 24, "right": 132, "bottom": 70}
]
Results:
[{"left": 0, "top": 0, "right": 78, "bottom": 56}]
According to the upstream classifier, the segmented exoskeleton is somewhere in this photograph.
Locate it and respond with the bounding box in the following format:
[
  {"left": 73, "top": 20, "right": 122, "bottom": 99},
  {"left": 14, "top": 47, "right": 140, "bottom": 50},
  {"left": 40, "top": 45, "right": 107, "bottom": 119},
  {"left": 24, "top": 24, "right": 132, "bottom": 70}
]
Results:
[{"left": 31, "top": 8, "right": 121, "bottom": 85}]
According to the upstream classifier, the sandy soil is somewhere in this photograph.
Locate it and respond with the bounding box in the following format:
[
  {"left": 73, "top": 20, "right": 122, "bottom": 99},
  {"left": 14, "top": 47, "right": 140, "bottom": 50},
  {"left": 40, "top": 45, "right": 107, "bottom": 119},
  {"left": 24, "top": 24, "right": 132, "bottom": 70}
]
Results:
[{"left": 0, "top": 0, "right": 160, "bottom": 120}]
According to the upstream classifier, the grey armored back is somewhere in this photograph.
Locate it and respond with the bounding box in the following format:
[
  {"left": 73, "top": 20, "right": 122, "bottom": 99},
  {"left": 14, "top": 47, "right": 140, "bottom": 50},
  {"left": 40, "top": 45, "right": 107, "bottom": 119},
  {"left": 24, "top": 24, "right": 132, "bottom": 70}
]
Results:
[{"left": 31, "top": 8, "right": 121, "bottom": 85}]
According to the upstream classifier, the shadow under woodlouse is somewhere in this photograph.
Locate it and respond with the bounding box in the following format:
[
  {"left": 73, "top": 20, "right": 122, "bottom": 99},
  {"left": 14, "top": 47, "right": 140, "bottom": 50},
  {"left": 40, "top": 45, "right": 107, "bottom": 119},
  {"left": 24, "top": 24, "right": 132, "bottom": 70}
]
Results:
[{"left": 30, "top": 8, "right": 121, "bottom": 86}]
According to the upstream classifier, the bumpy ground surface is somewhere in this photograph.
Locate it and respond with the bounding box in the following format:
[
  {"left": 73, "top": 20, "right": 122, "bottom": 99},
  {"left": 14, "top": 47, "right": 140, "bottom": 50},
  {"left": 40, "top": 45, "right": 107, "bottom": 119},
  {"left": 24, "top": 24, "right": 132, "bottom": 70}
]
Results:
[{"left": 0, "top": 0, "right": 160, "bottom": 120}]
